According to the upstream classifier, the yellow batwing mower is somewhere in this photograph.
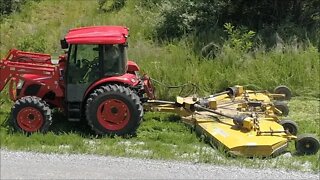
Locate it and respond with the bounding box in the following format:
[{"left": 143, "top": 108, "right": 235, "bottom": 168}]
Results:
[
  {"left": 198, "top": 85, "right": 292, "bottom": 117},
  {"left": 145, "top": 92, "right": 319, "bottom": 157}
]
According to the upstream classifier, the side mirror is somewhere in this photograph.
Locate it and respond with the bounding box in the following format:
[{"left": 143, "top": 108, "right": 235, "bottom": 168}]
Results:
[{"left": 60, "top": 39, "right": 69, "bottom": 49}]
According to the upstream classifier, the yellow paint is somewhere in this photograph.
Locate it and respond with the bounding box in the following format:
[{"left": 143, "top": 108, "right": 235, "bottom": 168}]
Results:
[
  {"left": 146, "top": 86, "right": 293, "bottom": 157},
  {"left": 208, "top": 99, "right": 217, "bottom": 110},
  {"left": 195, "top": 116, "right": 289, "bottom": 156}
]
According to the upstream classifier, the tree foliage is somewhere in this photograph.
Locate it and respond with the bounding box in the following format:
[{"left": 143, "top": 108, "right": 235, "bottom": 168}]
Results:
[
  {"left": 0, "top": 0, "right": 42, "bottom": 16},
  {"left": 97, "top": 0, "right": 126, "bottom": 13},
  {"left": 223, "top": 23, "right": 256, "bottom": 52},
  {"left": 156, "top": 0, "right": 320, "bottom": 43}
]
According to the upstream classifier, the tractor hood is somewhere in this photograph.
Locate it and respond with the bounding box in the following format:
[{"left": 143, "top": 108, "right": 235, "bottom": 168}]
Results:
[{"left": 65, "top": 26, "right": 129, "bottom": 44}]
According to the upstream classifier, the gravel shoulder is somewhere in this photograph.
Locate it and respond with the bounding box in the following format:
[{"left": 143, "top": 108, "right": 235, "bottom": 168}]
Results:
[{"left": 1, "top": 149, "right": 319, "bottom": 179}]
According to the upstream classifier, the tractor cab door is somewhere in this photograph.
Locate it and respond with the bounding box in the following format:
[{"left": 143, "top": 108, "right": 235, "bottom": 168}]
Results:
[
  {"left": 66, "top": 44, "right": 102, "bottom": 103},
  {"left": 66, "top": 44, "right": 102, "bottom": 121}
]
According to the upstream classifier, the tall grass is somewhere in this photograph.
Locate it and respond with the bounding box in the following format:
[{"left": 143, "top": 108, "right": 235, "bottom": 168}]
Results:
[
  {"left": 0, "top": 0, "right": 318, "bottom": 99},
  {"left": 131, "top": 41, "right": 319, "bottom": 99}
]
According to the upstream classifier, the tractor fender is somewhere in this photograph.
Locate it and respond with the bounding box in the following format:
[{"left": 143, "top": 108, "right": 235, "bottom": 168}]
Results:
[
  {"left": 127, "top": 60, "right": 140, "bottom": 72},
  {"left": 84, "top": 73, "right": 140, "bottom": 99}
]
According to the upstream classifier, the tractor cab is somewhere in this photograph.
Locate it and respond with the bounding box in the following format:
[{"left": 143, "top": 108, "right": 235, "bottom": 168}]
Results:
[
  {"left": 62, "top": 26, "right": 130, "bottom": 84},
  {"left": 61, "top": 26, "right": 140, "bottom": 122},
  {"left": 66, "top": 43, "right": 128, "bottom": 84}
]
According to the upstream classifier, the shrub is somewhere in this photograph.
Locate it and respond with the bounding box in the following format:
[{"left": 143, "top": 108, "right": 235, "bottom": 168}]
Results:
[
  {"left": 0, "top": 0, "right": 42, "bottom": 16},
  {"left": 17, "top": 34, "right": 46, "bottom": 53},
  {"left": 223, "top": 23, "right": 256, "bottom": 52}
]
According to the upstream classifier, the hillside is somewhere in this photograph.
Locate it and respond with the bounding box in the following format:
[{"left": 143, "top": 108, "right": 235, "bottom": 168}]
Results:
[{"left": 0, "top": 0, "right": 319, "bottom": 98}]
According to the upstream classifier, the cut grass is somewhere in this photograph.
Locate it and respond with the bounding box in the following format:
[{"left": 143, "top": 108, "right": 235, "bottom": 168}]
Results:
[{"left": 0, "top": 96, "right": 319, "bottom": 172}]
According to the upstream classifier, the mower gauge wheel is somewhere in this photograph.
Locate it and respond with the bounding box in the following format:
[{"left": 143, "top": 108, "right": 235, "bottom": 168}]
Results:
[
  {"left": 295, "top": 134, "right": 320, "bottom": 155},
  {"left": 279, "top": 119, "right": 298, "bottom": 135},
  {"left": 274, "top": 101, "right": 289, "bottom": 116},
  {"left": 274, "top": 85, "right": 292, "bottom": 100}
]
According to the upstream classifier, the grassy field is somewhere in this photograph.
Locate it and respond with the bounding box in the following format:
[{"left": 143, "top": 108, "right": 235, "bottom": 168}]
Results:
[
  {"left": 0, "top": 96, "right": 319, "bottom": 172},
  {"left": 0, "top": 0, "right": 319, "bottom": 173}
]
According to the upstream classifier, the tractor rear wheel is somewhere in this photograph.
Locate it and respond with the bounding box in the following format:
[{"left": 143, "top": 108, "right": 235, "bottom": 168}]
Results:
[
  {"left": 86, "top": 84, "right": 143, "bottom": 136},
  {"left": 11, "top": 96, "right": 52, "bottom": 133},
  {"left": 295, "top": 134, "right": 320, "bottom": 155}
]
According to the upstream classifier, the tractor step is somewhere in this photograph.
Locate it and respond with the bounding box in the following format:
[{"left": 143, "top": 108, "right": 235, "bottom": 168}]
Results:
[
  {"left": 67, "top": 102, "right": 81, "bottom": 121},
  {"left": 68, "top": 118, "right": 81, "bottom": 122},
  {"left": 69, "top": 108, "right": 81, "bottom": 113}
]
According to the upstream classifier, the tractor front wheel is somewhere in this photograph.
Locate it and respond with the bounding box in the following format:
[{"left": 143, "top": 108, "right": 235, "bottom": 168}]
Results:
[
  {"left": 11, "top": 96, "right": 52, "bottom": 133},
  {"left": 295, "top": 134, "right": 320, "bottom": 155},
  {"left": 86, "top": 84, "right": 143, "bottom": 136}
]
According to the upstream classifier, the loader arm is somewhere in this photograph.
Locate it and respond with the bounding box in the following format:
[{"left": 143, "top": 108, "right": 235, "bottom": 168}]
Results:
[{"left": 0, "top": 59, "right": 63, "bottom": 97}]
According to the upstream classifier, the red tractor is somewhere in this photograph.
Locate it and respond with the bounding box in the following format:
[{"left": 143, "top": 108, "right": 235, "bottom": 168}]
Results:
[{"left": 0, "top": 26, "right": 155, "bottom": 135}]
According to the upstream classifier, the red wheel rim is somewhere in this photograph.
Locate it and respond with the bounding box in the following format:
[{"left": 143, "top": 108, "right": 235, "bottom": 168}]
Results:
[
  {"left": 97, "top": 99, "right": 131, "bottom": 130},
  {"left": 17, "top": 107, "right": 44, "bottom": 132}
]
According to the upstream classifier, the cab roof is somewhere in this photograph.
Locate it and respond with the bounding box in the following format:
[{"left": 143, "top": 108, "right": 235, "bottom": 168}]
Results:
[{"left": 65, "top": 26, "right": 129, "bottom": 44}]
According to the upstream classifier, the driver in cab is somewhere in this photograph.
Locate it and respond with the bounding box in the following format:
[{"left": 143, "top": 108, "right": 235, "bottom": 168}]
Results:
[{"left": 104, "top": 45, "right": 120, "bottom": 75}]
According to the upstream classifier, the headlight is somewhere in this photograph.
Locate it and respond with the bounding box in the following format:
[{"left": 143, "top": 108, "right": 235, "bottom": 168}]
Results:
[{"left": 16, "top": 79, "right": 25, "bottom": 89}]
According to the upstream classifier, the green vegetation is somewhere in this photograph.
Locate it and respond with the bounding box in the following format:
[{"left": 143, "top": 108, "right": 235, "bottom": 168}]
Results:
[
  {"left": 0, "top": 0, "right": 319, "bottom": 172},
  {"left": 1, "top": 0, "right": 318, "bottom": 97},
  {"left": 1, "top": 97, "right": 319, "bottom": 172}
]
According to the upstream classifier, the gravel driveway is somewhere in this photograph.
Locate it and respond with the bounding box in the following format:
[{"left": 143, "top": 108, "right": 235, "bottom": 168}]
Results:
[{"left": 1, "top": 149, "right": 319, "bottom": 179}]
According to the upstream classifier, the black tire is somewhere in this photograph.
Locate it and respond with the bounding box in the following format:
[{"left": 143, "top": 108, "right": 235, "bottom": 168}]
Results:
[
  {"left": 11, "top": 96, "right": 52, "bottom": 133},
  {"left": 279, "top": 119, "right": 298, "bottom": 135},
  {"left": 274, "top": 101, "right": 289, "bottom": 116},
  {"left": 274, "top": 85, "right": 292, "bottom": 100},
  {"left": 86, "top": 84, "right": 143, "bottom": 136},
  {"left": 295, "top": 134, "right": 320, "bottom": 155}
]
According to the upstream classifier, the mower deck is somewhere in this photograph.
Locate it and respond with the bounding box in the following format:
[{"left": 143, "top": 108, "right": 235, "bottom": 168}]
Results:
[
  {"left": 192, "top": 113, "right": 289, "bottom": 157},
  {"left": 145, "top": 85, "right": 320, "bottom": 157}
]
